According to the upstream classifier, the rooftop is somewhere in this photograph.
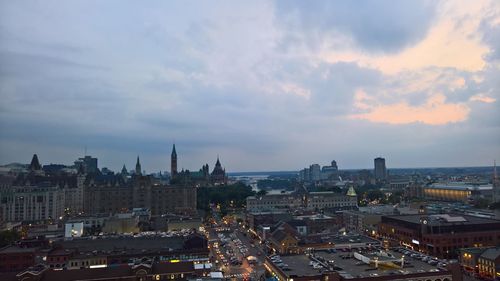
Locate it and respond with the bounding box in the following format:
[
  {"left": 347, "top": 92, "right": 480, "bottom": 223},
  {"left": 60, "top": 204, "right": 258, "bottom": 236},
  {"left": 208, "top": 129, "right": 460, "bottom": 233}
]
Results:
[
  {"left": 357, "top": 205, "right": 418, "bottom": 215},
  {"left": 59, "top": 236, "right": 185, "bottom": 252},
  {"left": 303, "top": 234, "right": 380, "bottom": 246},
  {"left": 273, "top": 255, "right": 324, "bottom": 278},
  {"left": 480, "top": 247, "right": 500, "bottom": 260},
  {"left": 267, "top": 248, "right": 450, "bottom": 279},
  {"left": 428, "top": 183, "right": 492, "bottom": 191},
  {"left": 383, "top": 214, "right": 500, "bottom": 226},
  {"left": 0, "top": 245, "right": 37, "bottom": 254},
  {"left": 315, "top": 249, "right": 444, "bottom": 278}
]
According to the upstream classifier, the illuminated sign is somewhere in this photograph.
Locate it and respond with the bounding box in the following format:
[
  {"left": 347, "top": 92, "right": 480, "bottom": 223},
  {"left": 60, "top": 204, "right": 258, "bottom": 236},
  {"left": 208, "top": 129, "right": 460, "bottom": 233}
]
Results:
[{"left": 412, "top": 239, "right": 420, "bottom": 245}]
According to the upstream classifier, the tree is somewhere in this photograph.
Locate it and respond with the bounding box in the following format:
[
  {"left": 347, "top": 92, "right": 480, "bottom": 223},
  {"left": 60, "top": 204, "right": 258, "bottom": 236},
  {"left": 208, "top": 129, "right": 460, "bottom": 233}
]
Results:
[
  {"left": 256, "top": 189, "right": 268, "bottom": 197},
  {"left": 197, "top": 182, "right": 254, "bottom": 211},
  {"left": 387, "top": 191, "right": 403, "bottom": 204},
  {"left": 366, "top": 189, "right": 384, "bottom": 201},
  {"left": 0, "top": 230, "right": 20, "bottom": 247},
  {"left": 473, "top": 198, "right": 490, "bottom": 209}
]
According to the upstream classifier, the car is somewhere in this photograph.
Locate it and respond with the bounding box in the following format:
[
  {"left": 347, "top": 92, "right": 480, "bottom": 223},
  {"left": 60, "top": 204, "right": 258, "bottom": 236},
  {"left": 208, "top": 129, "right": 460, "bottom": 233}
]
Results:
[{"left": 429, "top": 268, "right": 440, "bottom": 272}]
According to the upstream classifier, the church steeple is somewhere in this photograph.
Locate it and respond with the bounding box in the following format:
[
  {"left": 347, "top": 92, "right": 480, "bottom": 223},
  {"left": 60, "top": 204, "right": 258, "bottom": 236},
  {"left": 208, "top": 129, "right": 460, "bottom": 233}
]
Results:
[
  {"left": 135, "top": 156, "right": 142, "bottom": 175},
  {"left": 171, "top": 144, "right": 177, "bottom": 177}
]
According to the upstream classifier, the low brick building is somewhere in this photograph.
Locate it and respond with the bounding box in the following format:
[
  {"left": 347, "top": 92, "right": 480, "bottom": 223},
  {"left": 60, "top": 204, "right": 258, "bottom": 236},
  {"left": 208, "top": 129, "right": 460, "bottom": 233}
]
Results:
[{"left": 378, "top": 214, "right": 500, "bottom": 258}]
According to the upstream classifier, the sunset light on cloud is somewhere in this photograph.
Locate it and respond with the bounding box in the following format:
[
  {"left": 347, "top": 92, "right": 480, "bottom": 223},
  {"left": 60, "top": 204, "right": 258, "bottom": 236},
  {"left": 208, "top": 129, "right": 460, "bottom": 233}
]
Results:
[
  {"left": 351, "top": 93, "right": 470, "bottom": 125},
  {"left": 470, "top": 94, "right": 497, "bottom": 103},
  {"left": 318, "top": 1, "right": 492, "bottom": 74},
  {"left": 315, "top": 0, "right": 498, "bottom": 126}
]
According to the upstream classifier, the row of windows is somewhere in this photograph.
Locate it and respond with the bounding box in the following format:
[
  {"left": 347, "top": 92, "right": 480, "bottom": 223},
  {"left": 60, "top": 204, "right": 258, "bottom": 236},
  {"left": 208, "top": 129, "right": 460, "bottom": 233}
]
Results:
[{"left": 68, "top": 259, "right": 106, "bottom": 267}]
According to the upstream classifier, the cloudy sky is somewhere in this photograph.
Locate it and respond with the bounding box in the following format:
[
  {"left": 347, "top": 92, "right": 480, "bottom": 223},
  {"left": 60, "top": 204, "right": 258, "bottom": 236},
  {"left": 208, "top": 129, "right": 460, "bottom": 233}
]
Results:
[{"left": 0, "top": 0, "right": 499, "bottom": 172}]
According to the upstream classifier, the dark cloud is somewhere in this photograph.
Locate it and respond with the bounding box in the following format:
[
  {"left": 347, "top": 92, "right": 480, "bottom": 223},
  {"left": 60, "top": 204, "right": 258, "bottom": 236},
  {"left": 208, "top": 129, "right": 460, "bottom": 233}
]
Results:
[
  {"left": 274, "top": 0, "right": 437, "bottom": 53},
  {"left": 480, "top": 17, "right": 500, "bottom": 61}
]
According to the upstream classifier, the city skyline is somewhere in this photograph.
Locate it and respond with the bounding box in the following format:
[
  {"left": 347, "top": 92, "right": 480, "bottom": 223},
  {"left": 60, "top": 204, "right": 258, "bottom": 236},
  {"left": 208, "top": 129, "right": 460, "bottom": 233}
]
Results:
[
  {"left": 1, "top": 150, "right": 498, "bottom": 174},
  {"left": 1, "top": 1, "right": 499, "bottom": 171}
]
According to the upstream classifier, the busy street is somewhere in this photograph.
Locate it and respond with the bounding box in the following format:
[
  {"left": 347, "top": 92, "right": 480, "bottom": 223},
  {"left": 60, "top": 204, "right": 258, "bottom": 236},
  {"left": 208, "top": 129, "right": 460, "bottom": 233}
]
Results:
[{"left": 207, "top": 205, "right": 265, "bottom": 280}]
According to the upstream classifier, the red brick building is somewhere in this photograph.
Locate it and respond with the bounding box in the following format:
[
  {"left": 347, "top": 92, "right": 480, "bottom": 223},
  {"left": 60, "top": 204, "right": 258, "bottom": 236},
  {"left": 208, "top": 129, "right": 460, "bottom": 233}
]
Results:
[
  {"left": 378, "top": 214, "right": 500, "bottom": 259},
  {"left": 0, "top": 246, "right": 37, "bottom": 272}
]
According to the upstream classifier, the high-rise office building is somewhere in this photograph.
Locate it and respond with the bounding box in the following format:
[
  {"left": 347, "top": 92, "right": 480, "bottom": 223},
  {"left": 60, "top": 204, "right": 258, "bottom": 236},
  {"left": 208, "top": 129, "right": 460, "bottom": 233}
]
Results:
[
  {"left": 493, "top": 160, "right": 500, "bottom": 203},
  {"left": 309, "top": 164, "right": 321, "bottom": 182},
  {"left": 74, "top": 156, "right": 98, "bottom": 174},
  {"left": 374, "top": 157, "right": 387, "bottom": 181}
]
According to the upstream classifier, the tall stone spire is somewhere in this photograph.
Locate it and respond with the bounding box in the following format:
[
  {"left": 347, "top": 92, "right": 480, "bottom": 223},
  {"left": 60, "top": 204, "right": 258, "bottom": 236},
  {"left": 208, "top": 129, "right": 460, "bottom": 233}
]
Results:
[
  {"left": 135, "top": 156, "right": 142, "bottom": 175},
  {"left": 171, "top": 144, "right": 177, "bottom": 177}
]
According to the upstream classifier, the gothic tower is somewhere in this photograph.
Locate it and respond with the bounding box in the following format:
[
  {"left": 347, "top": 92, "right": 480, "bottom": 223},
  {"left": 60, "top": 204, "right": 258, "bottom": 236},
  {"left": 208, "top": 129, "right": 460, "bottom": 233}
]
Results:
[
  {"left": 135, "top": 156, "right": 142, "bottom": 175},
  {"left": 171, "top": 144, "right": 177, "bottom": 177}
]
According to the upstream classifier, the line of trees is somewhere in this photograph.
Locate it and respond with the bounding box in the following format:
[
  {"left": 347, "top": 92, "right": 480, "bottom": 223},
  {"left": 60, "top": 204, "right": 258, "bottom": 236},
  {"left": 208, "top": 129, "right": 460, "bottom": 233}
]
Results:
[{"left": 197, "top": 182, "right": 254, "bottom": 216}]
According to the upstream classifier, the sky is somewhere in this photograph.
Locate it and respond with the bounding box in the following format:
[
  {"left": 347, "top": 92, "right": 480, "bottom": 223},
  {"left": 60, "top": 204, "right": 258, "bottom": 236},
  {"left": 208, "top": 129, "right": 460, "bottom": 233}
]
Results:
[{"left": 0, "top": 0, "right": 499, "bottom": 172}]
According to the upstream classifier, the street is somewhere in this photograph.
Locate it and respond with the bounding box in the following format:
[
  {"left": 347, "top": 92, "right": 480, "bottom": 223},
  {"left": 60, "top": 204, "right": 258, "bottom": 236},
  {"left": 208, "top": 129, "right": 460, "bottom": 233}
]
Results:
[{"left": 208, "top": 205, "right": 266, "bottom": 280}]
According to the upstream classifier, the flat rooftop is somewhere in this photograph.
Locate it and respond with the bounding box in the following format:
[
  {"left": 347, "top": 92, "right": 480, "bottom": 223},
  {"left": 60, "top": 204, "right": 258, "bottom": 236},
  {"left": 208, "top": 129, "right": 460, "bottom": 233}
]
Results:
[
  {"left": 303, "top": 234, "right": 380, "bottom": 246},
  {"left": 315, "top": 250, "right": 441, "bottom": 278},
  {"left": 0, "top": 245, "right": 37, "bottom": 254},
  {"left": 356, "top": 205, "right": 419, "bottom": 215},
  {"left": 428, "top": 183, "right": 492, "bottom": 191},
  {"left": 268, "top": 249, "right": 448, "bottom": 279},
  {"left": 383, "top": 214, "right": 500, "bottom": 226},
  {"left": 295, "top": 214, "right": 333, "bottom": 220},
  {"left": 275, "top": 255, "right": 323, "bottom": 278},
  {"left": 59, "top": 236, "right": 185, "bottom": 252}
]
